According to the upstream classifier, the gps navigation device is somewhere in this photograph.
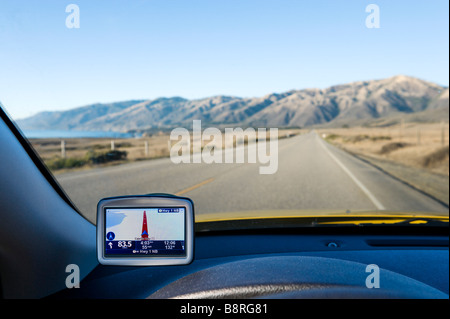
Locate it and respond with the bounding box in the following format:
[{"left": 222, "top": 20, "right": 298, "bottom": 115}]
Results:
[{"left": 97, "top": 194, "right": 194, "bottom": 266}]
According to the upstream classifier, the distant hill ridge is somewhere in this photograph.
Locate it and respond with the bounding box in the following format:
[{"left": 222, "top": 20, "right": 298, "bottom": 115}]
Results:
[{"left": 16, "top": 75, "right": 449, "bottom": 132}]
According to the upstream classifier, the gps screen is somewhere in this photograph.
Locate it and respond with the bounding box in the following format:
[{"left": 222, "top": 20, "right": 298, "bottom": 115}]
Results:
[{"left": 104, "top": 207, "right": 186, "bottom": 257}]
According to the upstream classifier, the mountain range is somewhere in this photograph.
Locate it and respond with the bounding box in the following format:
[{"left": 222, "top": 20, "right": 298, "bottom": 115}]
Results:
[{"left": 16, "top": 75, "right": 449, "bottom": 132}]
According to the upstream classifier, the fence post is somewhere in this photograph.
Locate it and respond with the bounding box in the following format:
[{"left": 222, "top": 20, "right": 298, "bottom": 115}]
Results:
[
  {"left": 145, "top": 140, "right": 149, "bottom": 157},
  {"left": 61, "top": 140, "right": 66, "bottom": 158}
]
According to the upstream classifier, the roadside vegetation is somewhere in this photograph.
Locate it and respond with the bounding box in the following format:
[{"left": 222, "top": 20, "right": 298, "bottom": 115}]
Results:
[
  {"left": 30, "top": 129, "right": 303, "bottom": 173},
  {"left": 321, "top": 122, "right": 449, "bottom": 176},
  {"left": 44, "top": 150, "right": 128, "bottom": 171},
  {"left": 320, "top": 122, "right": 449, "bottom": 205}
]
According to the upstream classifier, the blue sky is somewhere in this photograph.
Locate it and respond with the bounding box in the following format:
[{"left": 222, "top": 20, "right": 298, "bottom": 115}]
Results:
[{"left": 0, "top": 0, "right": 448, "bottom": 119}]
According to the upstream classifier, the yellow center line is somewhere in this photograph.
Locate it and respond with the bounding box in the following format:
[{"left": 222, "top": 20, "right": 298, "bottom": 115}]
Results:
[{"left": 175, "top": 178, "right": 215, "bottom": 196}]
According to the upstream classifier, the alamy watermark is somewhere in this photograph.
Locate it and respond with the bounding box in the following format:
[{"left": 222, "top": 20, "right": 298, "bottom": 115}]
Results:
[
  {"left": 66, "top": 4, "right": 80, "bottom": 29},
  {"left": 64, "top": 4, "right": 379, "bottom": 30},
  {"left": 169, "top": 120, "right": 279, "bottom": 175},
  {"left": 365, "top": 264, "right": 380, "bottom": 289},
  {"left": 65, "top": 264, "right": 80, "bottom": 289},
  {"left": 366, "top": 4, "right": 381, "bottom": 29}
]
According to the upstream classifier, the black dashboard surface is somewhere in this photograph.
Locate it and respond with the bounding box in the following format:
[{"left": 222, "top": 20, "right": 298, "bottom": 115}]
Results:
[{"left": 52, "top": 228, "right": 449, "bottom": 299}]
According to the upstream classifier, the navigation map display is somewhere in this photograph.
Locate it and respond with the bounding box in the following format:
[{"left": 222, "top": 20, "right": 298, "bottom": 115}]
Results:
[{"left": 104, "top": 207, "right": 186, "bottom": 257}]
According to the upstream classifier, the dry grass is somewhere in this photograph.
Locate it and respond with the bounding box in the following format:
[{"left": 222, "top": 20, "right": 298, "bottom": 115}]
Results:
[
  {"left": 31, "top": 135, "right": 171, "bottom": 161},
  {"left": 29, "top": 129, "right": 303, "bottom": 173},
  {"left": 319, "top": 122, "right": 450, "bottom": 176}
]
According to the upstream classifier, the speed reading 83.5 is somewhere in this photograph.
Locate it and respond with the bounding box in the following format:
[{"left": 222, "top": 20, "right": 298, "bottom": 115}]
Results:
[{"left": 117, "top": 241, "right": 132, "bottom": 248}]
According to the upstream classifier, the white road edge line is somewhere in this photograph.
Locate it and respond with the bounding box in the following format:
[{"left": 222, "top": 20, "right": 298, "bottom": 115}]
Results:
[{"left": 318, "top": 137, "right": 386, "bottom": 211}]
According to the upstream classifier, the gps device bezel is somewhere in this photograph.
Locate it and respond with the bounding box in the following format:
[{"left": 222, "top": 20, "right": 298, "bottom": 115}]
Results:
[{"left": 97, "top": 194, "right": 194, "bottom": 266}]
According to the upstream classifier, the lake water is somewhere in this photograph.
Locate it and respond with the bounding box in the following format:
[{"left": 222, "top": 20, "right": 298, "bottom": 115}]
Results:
[{"left": 22, "top": 130, "right": 137, "bottom": 139}]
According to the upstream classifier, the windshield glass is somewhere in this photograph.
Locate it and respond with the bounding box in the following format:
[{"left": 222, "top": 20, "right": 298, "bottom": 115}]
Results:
[{"left": 1, "top": 1, "right": 448, "bottom": 226}]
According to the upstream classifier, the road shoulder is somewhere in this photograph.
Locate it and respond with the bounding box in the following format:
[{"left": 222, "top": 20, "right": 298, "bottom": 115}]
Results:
[{"left": 340, "top": 149, "right": 449, "bottom": 208}]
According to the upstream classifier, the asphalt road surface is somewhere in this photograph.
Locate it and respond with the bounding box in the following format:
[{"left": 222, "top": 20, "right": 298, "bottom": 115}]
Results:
[{"left": 56, "top": 132, "right": 449, "bottom": 224}]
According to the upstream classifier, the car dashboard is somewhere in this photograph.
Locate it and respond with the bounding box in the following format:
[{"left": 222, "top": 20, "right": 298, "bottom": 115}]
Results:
[{"left": 51, "top": 226, "right": 449, "bottom": 299}]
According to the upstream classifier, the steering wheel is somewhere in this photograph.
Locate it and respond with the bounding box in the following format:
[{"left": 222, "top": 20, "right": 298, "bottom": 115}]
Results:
[{"left": 149, "top": 256, "right": 448, "bottom": 299}]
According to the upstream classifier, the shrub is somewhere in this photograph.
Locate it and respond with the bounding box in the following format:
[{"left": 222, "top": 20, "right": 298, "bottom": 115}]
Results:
[
  {"left": 379, "top": 142, "right": 411, "bottom": 155},
  {"left": 45, "top": 150, "right": 128, "bottom": 171},
  {"left": 325, "top": 134, "right": 340, "bottom": 141},
  {"left": 422, "top": 146, "right": 449, "bottom": 168},
  {"left": 370, "top": 136, "right": 392, "bottom": 142},
  {"left": 86, "top": 150, "right": 128, "bottom": 164},
  {"left": 45, "top": 157, "right": 87, "bottom": 170}
]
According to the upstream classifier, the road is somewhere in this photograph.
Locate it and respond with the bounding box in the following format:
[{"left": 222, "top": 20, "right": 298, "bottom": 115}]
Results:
[{"left": 56, "top": 132, "right": 449, "bottom": 224}]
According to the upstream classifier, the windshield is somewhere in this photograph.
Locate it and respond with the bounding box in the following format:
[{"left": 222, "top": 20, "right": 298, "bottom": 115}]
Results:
[{"left": 1, "top": 1, "right": 448, "bottom": 226}]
